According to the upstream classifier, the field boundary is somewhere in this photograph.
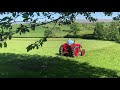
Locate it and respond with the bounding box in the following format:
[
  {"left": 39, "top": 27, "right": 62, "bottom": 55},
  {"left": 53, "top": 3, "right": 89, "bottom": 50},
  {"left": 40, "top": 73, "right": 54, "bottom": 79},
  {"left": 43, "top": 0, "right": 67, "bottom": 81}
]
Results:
[{"left": 12, "top": 37, "right": 69, "bottom": 38}]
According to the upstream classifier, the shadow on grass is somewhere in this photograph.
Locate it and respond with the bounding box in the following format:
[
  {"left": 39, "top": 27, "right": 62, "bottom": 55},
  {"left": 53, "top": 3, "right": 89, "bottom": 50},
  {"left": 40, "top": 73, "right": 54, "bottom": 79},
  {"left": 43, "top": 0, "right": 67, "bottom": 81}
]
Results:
[
  {"left": 63, "top": 34, "right": 97, "bottom": 40},
  {"left": 0, "top": 53, "right": 119, "bottom": 78}
]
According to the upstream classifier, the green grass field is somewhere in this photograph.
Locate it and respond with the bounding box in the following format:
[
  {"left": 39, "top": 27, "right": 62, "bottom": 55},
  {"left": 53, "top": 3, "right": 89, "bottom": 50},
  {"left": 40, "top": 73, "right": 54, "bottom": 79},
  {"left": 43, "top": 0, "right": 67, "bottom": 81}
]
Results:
[
  {"left": 0, "top": 22, "right": 119, "bottom": 78},
  {"left": 0, "top": 38, "right": 120, "bottom": 78}
]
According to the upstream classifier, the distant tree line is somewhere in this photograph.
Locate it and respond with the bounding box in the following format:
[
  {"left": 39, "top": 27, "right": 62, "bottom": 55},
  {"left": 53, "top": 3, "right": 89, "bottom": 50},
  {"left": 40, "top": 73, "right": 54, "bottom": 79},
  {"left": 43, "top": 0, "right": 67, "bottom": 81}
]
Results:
[{"left": 93, "top": 21, "right": 120, "bottom": 42}]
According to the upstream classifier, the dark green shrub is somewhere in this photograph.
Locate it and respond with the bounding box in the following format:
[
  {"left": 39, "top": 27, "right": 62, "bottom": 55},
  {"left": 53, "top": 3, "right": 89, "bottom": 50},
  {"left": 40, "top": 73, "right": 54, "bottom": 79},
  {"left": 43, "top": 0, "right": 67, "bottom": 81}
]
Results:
[
  {"left": 81, "top": 34, "right": 95, "bottom": 39},
  {"left": 93, "top": 22, "right": 120, "bottom": 41},
  {"left": 93, "top": 22, "right": 104, "bottom": 39},
  {"left": 107, "top": 22, "right": 119, "bottom": 41},
  {"left": 64, "top": 34, "right": 81, "bottom": 38}
]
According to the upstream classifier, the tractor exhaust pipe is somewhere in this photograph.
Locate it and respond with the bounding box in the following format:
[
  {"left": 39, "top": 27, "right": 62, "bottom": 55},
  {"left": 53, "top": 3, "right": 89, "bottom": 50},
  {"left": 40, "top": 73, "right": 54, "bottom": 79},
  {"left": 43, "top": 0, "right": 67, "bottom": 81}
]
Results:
[{"left": 74, "top": 38, "right": 75, "bottom": 43}]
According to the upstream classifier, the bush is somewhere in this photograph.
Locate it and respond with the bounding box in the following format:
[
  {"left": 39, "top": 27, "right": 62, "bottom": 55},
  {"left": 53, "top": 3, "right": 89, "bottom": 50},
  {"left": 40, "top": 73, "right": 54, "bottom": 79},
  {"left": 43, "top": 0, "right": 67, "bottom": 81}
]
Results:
[
  {"left": 107, "top": 22, "right": 119, "bottom": 41},
  {"left": 81, "top": 34, "right": 95, "bottom": 39},
  {"left": 64, "top": 34, "right": 81, "bottom": 38},
  {"left": 70, "top": 22, "right": 82, "bottom": 35},
  {"left": 115, "top": 27, "right": 120, "bottom": 42},
  {"left": 93, "top": 22, "right": 105, "bottom": 39},
  {"left": 93, "top": 22, "right": 120, "bottom": 41},
  {"left": 62, "top": 30, "right": 70, "bottom": 32},
  {"left": 102, "top": 27, "right": 109, "bottom": 40}
]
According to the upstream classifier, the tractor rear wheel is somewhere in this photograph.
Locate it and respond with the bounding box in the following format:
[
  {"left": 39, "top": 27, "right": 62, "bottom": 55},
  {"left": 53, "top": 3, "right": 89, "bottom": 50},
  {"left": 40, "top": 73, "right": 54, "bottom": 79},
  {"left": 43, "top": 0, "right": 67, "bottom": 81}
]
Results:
[
  {"left": 59, "top": 45, "right": 63, "bottom": 55},
  {"left": 70, "top": 46, "right": 79, "bottom": 57}
]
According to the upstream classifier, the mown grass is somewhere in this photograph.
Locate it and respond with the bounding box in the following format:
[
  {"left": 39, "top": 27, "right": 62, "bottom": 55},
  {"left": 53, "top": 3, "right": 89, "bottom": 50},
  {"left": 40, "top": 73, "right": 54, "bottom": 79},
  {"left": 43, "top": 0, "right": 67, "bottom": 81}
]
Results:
[{"left": 0, "top": 38, "right": 120, "bottom": 78}]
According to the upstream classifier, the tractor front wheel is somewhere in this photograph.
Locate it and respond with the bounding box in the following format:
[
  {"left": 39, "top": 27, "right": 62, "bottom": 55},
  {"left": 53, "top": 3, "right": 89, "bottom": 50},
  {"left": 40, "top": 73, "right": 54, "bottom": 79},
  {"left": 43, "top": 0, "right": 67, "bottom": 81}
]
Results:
[{"left": 81, "top": 49, "right": 85, "bottom": 56}]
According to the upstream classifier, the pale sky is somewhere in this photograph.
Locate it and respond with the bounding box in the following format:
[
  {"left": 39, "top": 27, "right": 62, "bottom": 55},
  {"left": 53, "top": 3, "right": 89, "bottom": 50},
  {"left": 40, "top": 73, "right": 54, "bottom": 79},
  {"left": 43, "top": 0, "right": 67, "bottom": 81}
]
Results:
[{"left": 0, "top": 12, "right": 119, "bottom": 21}]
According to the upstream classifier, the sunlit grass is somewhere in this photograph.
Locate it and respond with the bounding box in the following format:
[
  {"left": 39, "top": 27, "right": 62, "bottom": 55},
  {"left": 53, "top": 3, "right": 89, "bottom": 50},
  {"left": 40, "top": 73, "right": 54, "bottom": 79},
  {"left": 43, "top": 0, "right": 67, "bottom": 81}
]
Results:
[
  {"left": 1, "top": 38, "right": 120, "bottom": 76},
  {"left": 0, "top": 38, "right": 119, "bottom": 78}
]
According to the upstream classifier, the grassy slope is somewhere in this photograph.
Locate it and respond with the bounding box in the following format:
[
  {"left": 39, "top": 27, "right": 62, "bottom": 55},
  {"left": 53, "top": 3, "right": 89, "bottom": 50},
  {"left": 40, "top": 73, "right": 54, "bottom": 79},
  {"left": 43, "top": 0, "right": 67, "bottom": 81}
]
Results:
[
  {"left": 0, "top": 38, "right": 120, "bottom": 78},
  {"left": 11, "top": 24, "right": 70, "bottom": 37},
  {"left": 10, "top": 23, "right": 94, "bottom": 37}
]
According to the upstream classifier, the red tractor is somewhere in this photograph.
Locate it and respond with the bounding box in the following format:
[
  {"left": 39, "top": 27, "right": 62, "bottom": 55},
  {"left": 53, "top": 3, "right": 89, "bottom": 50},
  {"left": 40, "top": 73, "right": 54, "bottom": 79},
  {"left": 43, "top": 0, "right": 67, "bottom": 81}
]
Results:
[{"left": 59, "top": 42, "right": 85, "bottom": 57}]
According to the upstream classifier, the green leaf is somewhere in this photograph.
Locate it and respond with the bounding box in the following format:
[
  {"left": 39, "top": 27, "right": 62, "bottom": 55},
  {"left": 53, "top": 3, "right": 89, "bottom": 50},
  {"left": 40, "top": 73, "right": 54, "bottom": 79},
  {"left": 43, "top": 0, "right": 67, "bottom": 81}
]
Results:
[
  {"left": 40, "top": 42, "right": 43, "bottom": 47},
  {"left": 4, "top": 36, "right": 7, "bottom": 40},
  {"left": 37, "top": 12, "right": 40, "bottom": 16},
  {"left": 31, "top": 24, "right": 35, "bottom": 30},
  {"left": 0, "top": 43, "right": 2, "bottom": 48},
  {"left": 12, "top": 13, "right": 16, "bottom": 17},
  {"left": 4, "top": 42, "right": 7, "bottom": 48},
  {"left": 36, "top": 46, "right": 39, "bottom": 49},
  {"left": 43, "top": 37, "right": 47, "bottom": 42},
  {"left": 26, "top": 29, "right": 30, "bottom": 32},
  {"left": 20, "top": 32, "right": 21, "bottom": 35},
  {"left": 9, "top": 35, "right": 12, "bottom": 40}
]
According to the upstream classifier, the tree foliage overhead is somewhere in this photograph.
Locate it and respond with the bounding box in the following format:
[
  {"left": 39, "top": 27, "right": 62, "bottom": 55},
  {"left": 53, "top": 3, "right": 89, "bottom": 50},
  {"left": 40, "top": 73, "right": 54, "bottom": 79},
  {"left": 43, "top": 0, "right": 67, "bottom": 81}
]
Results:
[{"left": 0, "top": 12, "right": 117, "bottom": 51}]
